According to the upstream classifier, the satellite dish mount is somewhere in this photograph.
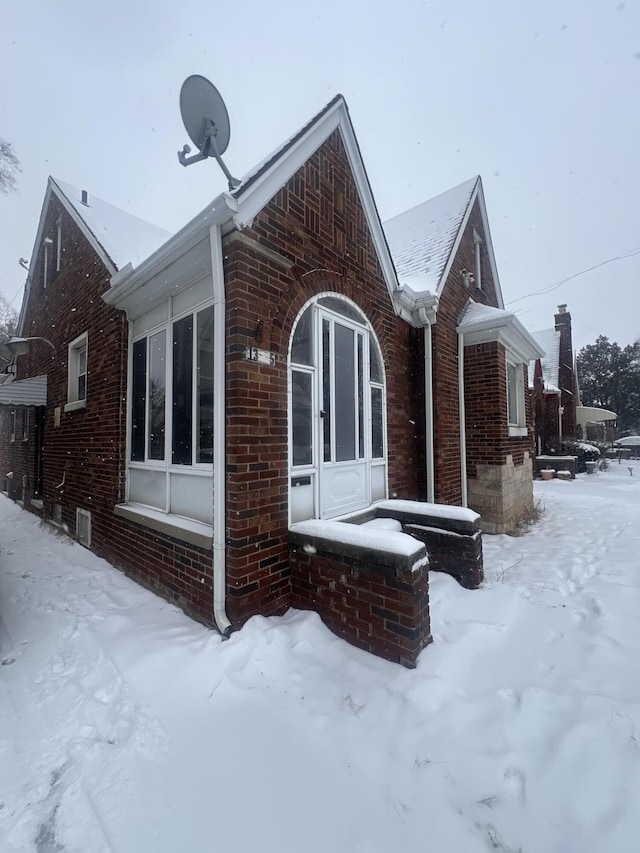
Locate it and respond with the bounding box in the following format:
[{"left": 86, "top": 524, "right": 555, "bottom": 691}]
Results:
[{"left": 177, "top": 75, "right": 240, "bottom": 189}]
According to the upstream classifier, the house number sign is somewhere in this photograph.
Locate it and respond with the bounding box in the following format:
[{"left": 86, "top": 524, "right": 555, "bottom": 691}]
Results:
[{"left": 244, "top": 346, "right": 275, "bottom": 366}]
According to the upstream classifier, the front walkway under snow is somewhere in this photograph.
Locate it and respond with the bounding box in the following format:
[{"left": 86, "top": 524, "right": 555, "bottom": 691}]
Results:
[{"left": 1, "top": 463, "right": 640, "bottom": 852}]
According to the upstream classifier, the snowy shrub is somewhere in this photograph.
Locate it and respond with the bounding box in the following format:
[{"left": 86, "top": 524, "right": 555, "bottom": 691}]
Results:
[{"left": 561, "top": 439, "right": 601, "bottom": 473}]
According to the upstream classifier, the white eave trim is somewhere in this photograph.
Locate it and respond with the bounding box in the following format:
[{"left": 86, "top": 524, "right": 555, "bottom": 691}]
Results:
[
  {"left": 104, "top": 194, "right": 237, "bottom": 308},
  {"left": 230, "top": 98, "right": 400, "bottom": 310},
  {"left": 457, "top": 309, "right": 545, "bottom": 363}
]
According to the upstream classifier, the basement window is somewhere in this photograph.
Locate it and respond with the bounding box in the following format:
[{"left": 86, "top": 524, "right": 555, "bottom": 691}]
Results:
[{"left": 65, "top": 332, "right": 88, "bottom": 411}]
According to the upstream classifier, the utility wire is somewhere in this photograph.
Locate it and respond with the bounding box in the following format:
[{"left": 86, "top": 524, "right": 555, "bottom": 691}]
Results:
[{"left": 506, "top": 246, "right": 640, "bottom": 306}]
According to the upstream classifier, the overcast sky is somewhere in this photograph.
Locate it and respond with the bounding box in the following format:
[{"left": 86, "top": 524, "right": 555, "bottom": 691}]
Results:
[{"left": 1, "top": 0, "right": 638, "bottom": 350}]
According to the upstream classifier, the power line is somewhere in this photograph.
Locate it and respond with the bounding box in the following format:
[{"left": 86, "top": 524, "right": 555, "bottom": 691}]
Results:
[{"left": 506, "top": 246, "right": 640, "bottom": 307}]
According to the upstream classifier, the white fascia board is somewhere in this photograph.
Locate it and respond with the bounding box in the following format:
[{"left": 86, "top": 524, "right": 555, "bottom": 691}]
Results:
[
  {"left": 436, "top": 179, "right": 479, "bottom": 297},
  {"left": 18, "top": 182, "right": 57, "bottom": 335},
  {"left": 232, "top": 99, "right": 400, "bottom": 308},
  {"left": 18, "top": 179, "right": 117, "bottom": 336},
  {"left": 436, "top": 178, "right": 505, "bottom": 310},
  {"left": 475, "top": 180, "right": 504, "bottom": 309},
  {"left": 104, "top": 193, "right": 237, "bottom": 307},
  {"left": 458, "top": 314, "right": 545, "bottom": 362}
]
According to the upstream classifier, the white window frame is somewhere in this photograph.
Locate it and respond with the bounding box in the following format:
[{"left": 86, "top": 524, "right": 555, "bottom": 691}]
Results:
[
  {"left": 126, "top": 296, "right": 214, "bottom": 526},
  {"left": 506, "top": 354, "right": 527, "bottom": 437},
  {"left": 288, "top": 294, "right": 388, "bottom": 524},
  {"left": 65, "top": 332, "right": 88, "bottom": 412}
]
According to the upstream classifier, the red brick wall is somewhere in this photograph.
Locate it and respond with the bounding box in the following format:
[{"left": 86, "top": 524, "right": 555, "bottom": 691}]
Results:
[
  {"left": 222, "top": 129, "right": 426, "bottom": 626},
  {"left": 11, "top": 196, "right": 126, "bottom": 537},
  {"left": 6, "top": 194, "right": 217, "bottom": 625},
  {"left": 431, "top": 199, "right": 502, "bottom": 503},
  {"left": 290, "top": 544, "right": 431, "bottom": 668},
  {"left": 464, "top": 342, "right": 533, "bottom": 473}
]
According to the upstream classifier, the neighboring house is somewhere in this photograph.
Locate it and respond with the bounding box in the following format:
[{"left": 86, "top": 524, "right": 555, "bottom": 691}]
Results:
[
  {"left": 0, "top": 95, "right": 542, "bottom": 664},
  {"left": 530, "top": 305, "right": 580, "bottom": 453}
]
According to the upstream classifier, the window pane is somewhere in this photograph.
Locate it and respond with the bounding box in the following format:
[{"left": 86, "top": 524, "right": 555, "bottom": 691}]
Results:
[
  {"left": 149, "top": 330, "right": 166, "bottom": 460},
  {"left": 335, "top": 323, "right": 356, "bottom": 462},
  {"left": 197, "top": 307, "right": 214, "bottom": 464},
  {"left": 170, "top": 472, "right": 212, "bottom": 524},
  {"left": 372, "top": 387, "right": 384, "bottom": 458},
  {"left": 292, "top": 371, "right": 313, "bottom": 466},
  {"left": 318, "top": 296, "right": 364, "bottom": 323},
  {"left": 77, "top": 346, "right": 87, "bottom": 401},
  {"left": 322, "top": 319, "right": 331, "bottom": 462},
  {"left": 130, "top": 467, "right": 164, "bottom": 510},
  {"left": 292, "top": 306, "right": 313, "bottom": 366},
  {"left": 507, "top": 362, "right": 518, "bottom": 425},
  {"left": 172, "top": 315, "right": 193, "bottom": 465},
  {"left": 369, "top": 338, "right": 382, "bottom": 384},
  {"left": 131, "top": 339, "right": 147, "bottom": 461}
]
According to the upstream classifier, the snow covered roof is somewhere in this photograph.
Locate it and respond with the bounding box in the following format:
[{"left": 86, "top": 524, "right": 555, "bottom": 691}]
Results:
[
  {"left": 457, "top": 301, "right": 545, "bottom": 363},
  {"left": 576, "top": 406, "right": 617, "bottom": 425},
  {"left": 52, "top": 179, "right": 171, "bottom": 272},
  {"left": 614, "top": 435, "right": 640, "bottom": 445},
  {"left": 529, "top": 328, "right": 561, "bottom": 393},
  {"left": 383, "top": 177, "right": 478, "bottom": 296},
  {"left": 107, "top": 95, "right": 401, "bottom": 315}
]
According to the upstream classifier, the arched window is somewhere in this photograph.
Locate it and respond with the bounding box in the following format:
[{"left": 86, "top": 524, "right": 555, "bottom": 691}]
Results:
[{"left": 289, "top": 295, "right": 387, "bottom": 522}]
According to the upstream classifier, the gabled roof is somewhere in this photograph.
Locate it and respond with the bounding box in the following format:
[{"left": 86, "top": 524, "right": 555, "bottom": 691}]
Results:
[
  {"left": 383, "top": 176, "right": 505, "bottom": 309},
  {"left": 107, "top": 95, "right": 401, "bottom": 311},
  {"left": 457, "top": 301, "right": 544, "bottom": 363},
  {"left": 529, "top": 328, "right": 561, "bottom": 393},
  {"left": 18, "top": 178, "right": 171, "bottom": 335},
  {"left": 52, "top": 179, "right": 171, "bottom": 272}
]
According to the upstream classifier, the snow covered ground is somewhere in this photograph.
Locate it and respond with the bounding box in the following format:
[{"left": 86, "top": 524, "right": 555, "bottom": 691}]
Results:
[{"left": 1, "top": 462, "right": 639, "bottom": 853}]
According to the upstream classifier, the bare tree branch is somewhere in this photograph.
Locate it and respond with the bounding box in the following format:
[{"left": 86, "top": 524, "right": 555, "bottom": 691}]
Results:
[{"left": 0, "top": 138, "right": 22, "bottom": 194}]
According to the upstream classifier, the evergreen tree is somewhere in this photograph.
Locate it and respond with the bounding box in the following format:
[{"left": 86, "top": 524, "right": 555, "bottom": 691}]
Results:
[{"left": 577, "top": 336, "right": 640, "bottom": 434}]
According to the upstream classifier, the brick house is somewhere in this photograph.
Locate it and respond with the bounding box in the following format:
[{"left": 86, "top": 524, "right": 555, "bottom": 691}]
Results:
[
  {"left": 0, "top": 95, "right": 541, "bottom": 664},
  {"left": 529, "top": 304, "right": 579, "bottom": 454}
]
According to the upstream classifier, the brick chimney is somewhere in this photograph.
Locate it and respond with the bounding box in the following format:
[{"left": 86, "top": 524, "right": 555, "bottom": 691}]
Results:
[{"left": 554, "top": 304, "right": 577, "bottom": 439}]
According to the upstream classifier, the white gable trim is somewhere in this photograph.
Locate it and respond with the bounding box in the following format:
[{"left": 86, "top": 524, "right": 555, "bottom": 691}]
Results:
[
  {"left": 109, "top": 97, "right": 402, "bottom": 315},
  {"left": 230, "top": 98, "right": 400, "bottom": 309},
  {"left": 17, "top": 179, "right": 117, "bottom": 336},
  {"left": 437, "top": 178, "right": 505, "bottom": 309}
]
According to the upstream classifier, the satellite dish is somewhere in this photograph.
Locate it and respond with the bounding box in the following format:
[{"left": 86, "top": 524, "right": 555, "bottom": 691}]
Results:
[{"left": 177, "top": 75, "right": 240, "bottom": 189}]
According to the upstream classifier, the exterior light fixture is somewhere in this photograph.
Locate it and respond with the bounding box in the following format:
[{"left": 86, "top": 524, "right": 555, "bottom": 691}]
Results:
[{"left": 5, "top": 336, "right": 56, "bottom": 357}]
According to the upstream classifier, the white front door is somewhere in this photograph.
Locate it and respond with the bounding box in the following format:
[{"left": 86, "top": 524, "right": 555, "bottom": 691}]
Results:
[{"left": 318, "top": 310, "right": 369, "bottom": 517}]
